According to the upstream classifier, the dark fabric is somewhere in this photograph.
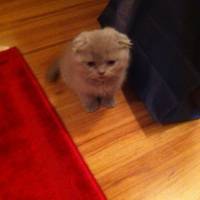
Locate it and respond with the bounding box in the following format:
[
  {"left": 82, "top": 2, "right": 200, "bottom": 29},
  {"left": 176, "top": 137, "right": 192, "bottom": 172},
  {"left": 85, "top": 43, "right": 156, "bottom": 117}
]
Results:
[
  {"left": 0, "top": 48, "right": 106, "bottom": 200},
  {"left": 99, "top": 0, "right": 200, "bottom": 123}
]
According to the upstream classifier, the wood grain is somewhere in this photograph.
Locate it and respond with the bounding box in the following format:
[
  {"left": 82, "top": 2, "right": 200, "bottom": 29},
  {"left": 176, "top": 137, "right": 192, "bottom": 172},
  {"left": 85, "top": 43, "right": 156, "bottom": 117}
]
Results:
[
  {"left": 1, "top": 1, "right": 200, "bottom": 200},
  {"left": 0, "top": 0, "right": 106, "bottom": 53},
  {"left": 0, "top": 0, "right": 93, "bottom": 26}
]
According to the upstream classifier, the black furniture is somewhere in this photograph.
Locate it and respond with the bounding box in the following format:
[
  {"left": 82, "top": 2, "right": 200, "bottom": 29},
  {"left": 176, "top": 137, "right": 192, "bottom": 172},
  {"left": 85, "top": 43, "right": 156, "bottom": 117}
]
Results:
[{"left": 99, "top": 0, "right": 200, "bottom": 123}]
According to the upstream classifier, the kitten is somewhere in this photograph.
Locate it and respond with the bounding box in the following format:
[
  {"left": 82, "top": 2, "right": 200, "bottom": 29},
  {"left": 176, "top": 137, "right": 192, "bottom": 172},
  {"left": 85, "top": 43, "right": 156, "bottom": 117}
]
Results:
[{"left": 47, "top": 27, "right": 132, "bottom": 112}]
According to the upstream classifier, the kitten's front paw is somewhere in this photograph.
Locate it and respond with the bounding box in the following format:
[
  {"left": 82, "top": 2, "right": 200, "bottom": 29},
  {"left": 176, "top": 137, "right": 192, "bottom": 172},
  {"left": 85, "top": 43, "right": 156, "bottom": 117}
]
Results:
[
  {"left": 102, "top": 97, "right": 116, "bottom": 108},
  {"left": 85, "top": 102, "right": 100, "bottom": 112},
  {"left": 79, "top": 95, "right": 100, "bottom": 112}
]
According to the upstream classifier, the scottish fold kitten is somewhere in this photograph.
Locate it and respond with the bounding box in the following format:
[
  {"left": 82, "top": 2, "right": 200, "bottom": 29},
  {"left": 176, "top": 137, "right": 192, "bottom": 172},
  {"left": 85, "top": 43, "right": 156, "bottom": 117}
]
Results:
[{"left": 47, "top": 27, "right": 132, "bottom": 112}]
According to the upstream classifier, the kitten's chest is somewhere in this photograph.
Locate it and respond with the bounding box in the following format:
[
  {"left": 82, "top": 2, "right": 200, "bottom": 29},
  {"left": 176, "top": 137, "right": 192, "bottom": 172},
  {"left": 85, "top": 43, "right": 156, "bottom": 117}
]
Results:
[{"left": 87, "top": 80, "right": 118, "bottom": 96}]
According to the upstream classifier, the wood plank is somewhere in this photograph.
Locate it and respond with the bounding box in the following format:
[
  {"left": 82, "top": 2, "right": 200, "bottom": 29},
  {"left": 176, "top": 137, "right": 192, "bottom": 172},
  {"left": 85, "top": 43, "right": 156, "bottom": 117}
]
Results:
[
  {"left": 0, "top": 1, "right": 106, "bottom": 53},
  {"left": 0, "top": 0, "right": 94, "bottom": 28},
  {"left": 104, "top": 126, "right": 200, "bottom": 200}
]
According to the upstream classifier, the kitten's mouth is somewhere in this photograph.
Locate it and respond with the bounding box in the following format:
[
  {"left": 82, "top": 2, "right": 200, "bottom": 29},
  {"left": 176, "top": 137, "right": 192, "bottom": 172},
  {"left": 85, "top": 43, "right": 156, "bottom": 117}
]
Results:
[
  {"left": 98, "top": 73, "right": 108, "bottom": 78},
  {"left": 98, "top": 76, "right": 107, "bottom": 81},
  {"left": 89, "top": 76, "right": 108, "bottom": 83}
]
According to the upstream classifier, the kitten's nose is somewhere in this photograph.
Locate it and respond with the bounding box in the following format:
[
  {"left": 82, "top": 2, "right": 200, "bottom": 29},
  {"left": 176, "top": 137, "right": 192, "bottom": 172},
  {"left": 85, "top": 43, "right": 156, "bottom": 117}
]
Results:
[{"left": 98, "top": 71, "right": 105, "bottom": 76}]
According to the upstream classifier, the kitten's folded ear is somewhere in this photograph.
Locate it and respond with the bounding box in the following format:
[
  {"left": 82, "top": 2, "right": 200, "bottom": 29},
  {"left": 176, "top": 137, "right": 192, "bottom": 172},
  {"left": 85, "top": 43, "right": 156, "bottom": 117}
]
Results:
[
  {"left": 72, "top": 32, "right": 88, "bottom": 53},
  {"left": 118, "top": 33, "right": 132, "bottom": 49},
  {"left": 103, "top": 27, "right": 132, "bottom": 49}
]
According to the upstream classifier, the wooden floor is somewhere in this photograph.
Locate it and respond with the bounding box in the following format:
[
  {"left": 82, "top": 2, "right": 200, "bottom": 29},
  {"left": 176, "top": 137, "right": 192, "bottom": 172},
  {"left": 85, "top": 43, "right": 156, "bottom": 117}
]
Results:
[{"left": 1, "top": 1, "right": 200, "bottom": 199}]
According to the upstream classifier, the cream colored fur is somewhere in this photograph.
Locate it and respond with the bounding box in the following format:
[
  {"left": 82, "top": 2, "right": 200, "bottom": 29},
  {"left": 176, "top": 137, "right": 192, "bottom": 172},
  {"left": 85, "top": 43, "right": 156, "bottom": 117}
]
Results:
[{"left": 60, "top": 27, "right": 132, "bottom": 112}]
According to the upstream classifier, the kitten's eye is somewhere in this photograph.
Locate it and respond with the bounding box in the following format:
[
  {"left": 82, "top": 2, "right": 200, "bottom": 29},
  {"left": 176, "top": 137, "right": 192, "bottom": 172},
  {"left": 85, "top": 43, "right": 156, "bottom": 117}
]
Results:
[
  {"left": 87, "top": 61, "right": 96, "bottom": 67},
  {"left": 107, "top": 60, "right": 116, "bottom": 65}
]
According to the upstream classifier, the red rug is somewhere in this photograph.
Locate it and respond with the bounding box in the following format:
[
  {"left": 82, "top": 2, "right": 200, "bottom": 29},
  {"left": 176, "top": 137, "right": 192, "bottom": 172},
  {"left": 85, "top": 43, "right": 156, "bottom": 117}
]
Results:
[{"left": 0, "top": 48, "right": 106, "bottom": 200}]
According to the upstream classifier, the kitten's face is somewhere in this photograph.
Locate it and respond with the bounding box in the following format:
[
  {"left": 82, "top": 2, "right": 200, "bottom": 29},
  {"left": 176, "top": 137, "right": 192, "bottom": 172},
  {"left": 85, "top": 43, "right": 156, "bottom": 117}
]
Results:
[{"left": 72, "top": 28, "right": 132, "bottom": 81}]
